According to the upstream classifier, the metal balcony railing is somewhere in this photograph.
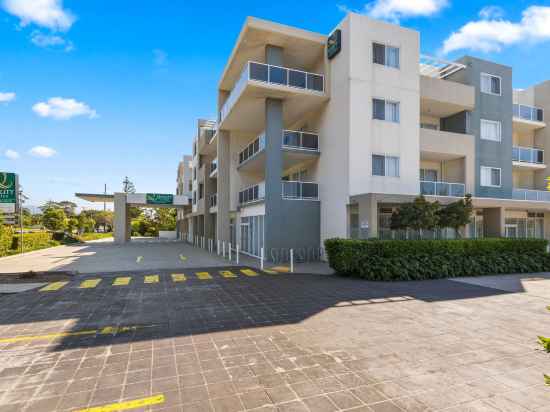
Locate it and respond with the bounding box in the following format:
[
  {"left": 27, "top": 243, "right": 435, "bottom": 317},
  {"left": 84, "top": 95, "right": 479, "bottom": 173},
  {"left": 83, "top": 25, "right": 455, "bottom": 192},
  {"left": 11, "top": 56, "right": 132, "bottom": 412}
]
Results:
[
  {"left": 420, "top": 181, "right": 465, "bottom": 197},
  {"left": 512, "top": 146, "right": 544, "bottom": 164},
  {"left": 513, "top": 188, "right": 550, "bottom": 202},
  {"left": 282, "top": 130, "right": 319, "bottom": 151},
  {"left": 282, "top": 181, "right": 319, "bottom": 200},
  {"left": 239, "top": 134, "right": 265, "bottom": 165},
  {"left": 513, "top": 104, "right": 544, "bottom": 122},
  {"left": 220, "top": 61, "right": 325, "bottom": 123},
  {"left": 238, "top": 182, "right": 265, "bottom": 205}
]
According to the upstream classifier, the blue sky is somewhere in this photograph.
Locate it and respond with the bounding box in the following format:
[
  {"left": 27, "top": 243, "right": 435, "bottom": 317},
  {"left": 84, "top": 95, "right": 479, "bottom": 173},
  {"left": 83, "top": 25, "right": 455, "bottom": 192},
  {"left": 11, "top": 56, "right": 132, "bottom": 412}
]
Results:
[{"left": 1, "top": 0, "right": 550, "bottom": 210}]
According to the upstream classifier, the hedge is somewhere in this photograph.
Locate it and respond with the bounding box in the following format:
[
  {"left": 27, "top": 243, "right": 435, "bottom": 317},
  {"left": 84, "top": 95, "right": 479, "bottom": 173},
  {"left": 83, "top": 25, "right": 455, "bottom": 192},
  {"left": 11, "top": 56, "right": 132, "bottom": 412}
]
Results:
[
  {"left": 10, "top": 232, "right": 57, "bottom": 253},
  {"left": 325, "top": 238, "right": 550, "bottom": 281}
]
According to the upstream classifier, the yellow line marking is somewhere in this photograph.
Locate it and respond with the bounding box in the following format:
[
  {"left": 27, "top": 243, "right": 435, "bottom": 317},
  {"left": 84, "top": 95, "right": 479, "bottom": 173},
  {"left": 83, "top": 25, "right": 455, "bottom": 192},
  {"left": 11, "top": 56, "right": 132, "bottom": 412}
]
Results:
[
  {"left": 75, "top": 394, "right": 165, "bottom": 412},
  {"left": 196, "top": 272, "right": 212, "bottom": 280},
  {"left": 171, "top": 273, "right": 186, "bottom": 282},
  {"left": 179, "top": 254, "right": 187, "bottom": 262},
  {"left": 79, "top": 279, "right": 101, "bottom": 289},
  {"left": 136, "top": 256, "right": 143, "bottom": 263},
  {"left": 263, "top": 269, "right": 278, "bottom": 275},
  {"left": 241, "top": 269, "right": 258, "bottom": 277},
  {"left": 113, "top": 277, "right": 131, "bottom": 286},
  {"left": 220, "top": 270, "right": 237, "bottom": 278},
  {"left": 39, "top": 281, "right": 69, "bottom": 292},
  {"left": 144, "top": 275, "right": 159, "bottom": 284},
  {"left": 271, "top": 266, "right": 290, "bottom": 273}
]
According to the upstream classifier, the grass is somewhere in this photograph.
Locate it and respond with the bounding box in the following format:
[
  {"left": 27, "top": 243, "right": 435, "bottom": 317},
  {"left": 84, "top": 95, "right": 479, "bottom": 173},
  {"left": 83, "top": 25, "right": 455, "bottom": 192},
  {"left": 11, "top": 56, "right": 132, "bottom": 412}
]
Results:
[{"left": 78, "top": 232, "right": 113, "bottom": 241}]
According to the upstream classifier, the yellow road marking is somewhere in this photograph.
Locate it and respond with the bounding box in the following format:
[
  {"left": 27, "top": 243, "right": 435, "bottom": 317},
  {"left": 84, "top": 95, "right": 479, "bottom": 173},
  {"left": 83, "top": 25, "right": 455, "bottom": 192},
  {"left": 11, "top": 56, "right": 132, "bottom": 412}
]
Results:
[
  {"left": 171, "top": 273, "right": 186, "bottom": 282},
  {"left": 179, "top": 254, "right": 187, "bottom": 262},
  {"left": 39, "top": 281, "right": 69, "bottom": 292},
  {"left": 113, "top": 277, "right": 131, "bottom": 286},
  {"left": 136, "top": 256, "right": 143, "bottom": 263},
  {"left": 220, "top": 270, "right": 237, "bottom": 278},
  {"left": 196, "top": 272, "right": 212, "bottom": 280},
  {"left": 263, "top": 269, "right": 278, "bottom": 275},
  {"left": 144, "top": 275, "right": 159, "bottom": 284},
  {"left": 241, "top": 269, "right": 258, "bottom": 277},
  {"left": 79, "top": 279, "right": 101, "bottom": 289},
  {"left": 75, "top": 394, "right": 165, "bottom": 412},
  {"left": 271, "top": 266, "right": 290, "bottom": 273}
]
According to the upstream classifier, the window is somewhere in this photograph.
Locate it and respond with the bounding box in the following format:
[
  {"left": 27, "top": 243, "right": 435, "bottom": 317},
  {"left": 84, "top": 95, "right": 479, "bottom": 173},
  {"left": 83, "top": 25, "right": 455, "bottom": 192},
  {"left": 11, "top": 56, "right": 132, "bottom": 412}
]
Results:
[
  {"left": 373, "top": 43, "right": 400, "bottom": 69},
  {"left": 480, "top": 166, "right": 501, "bottom": 187},
  {"left": 372, "top": 99, "right": 400, "bottom": 123},
  {"left": 372, "top": 155, "right": 399, "bottom": 177},
  {"left": 420, "top": 169, "right": 438, "bottom": 182},
  {"left": 199, "top": 183, "right": 204, "bottom": 199},
  {"left": 481, "top": 73, "right": 501, "bottom": 95},
  {"left": 481, "top": 119, "right": 502, "bottom": 142}
]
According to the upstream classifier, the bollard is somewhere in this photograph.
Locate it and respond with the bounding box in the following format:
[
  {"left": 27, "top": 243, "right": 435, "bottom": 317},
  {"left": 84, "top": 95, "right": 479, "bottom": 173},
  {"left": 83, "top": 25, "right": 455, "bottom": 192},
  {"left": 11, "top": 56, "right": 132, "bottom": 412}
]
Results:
[
  {"left": 228, "top": 243, "right": 232, "bottom": 261},
  {"left": 236, "top": 244, "right": 239, "bottom": 264},
  {"left": 290, "top": 249, "right": 294, "bottom": 273},
  {"left": 260, "top": 247, "right": 264, "bottom": 270},
  {"left": 222, "top": 241, "right": 226, "bottom": 258},
  {"left": 217, "top": 240, "right": 220, "bottom": 255}
]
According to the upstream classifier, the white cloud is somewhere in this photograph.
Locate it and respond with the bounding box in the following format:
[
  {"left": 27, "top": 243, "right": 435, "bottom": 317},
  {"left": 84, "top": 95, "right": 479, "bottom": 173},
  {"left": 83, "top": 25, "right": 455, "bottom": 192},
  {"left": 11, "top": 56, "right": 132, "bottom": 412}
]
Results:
[
  {"left": 32, "top": 97, "right": 98, "bottom": 120},
  {"left": 4, "top": 149, "right": 19, "bottom": 160},
  {"left": 0, "top": 92, "right": 16, "bottom": 103},
  {"left": 153, "top": 49, "right": 168, "bottom": 66},
  {"left": 1, "top": 0, "right": 75, "bottom": 31},
  {"left": 29, "top": 146, "right": 56, "bottom": 158},
  {"left": 353, "top": 0, "right": 448, "bottom": 22},
  {"left": 31, "top": 31, "right": 74, "bottom": 51},
  {"left": 479, "top": 5, "right": 504, "bottom": 20},
  {"left": 442, "top": 6, "right": 550, "bottom": 54}
]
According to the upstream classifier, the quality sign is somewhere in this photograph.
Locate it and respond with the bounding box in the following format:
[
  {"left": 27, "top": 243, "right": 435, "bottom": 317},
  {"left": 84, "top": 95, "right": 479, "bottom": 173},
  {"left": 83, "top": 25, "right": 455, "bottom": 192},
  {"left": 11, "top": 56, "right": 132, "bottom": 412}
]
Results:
[
  {"left": 146, "top": 193, "right": 174, "bottom": 205},
  {"left": 0, "top": 173, "right": 16, "bottom": 204}
]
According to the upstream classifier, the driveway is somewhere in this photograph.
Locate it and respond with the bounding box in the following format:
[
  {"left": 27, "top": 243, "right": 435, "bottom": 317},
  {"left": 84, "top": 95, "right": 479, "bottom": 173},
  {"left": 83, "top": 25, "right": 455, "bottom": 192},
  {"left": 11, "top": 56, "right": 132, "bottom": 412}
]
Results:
[{"left": 0, "top": 268, "right": 549, "bottom": 411}]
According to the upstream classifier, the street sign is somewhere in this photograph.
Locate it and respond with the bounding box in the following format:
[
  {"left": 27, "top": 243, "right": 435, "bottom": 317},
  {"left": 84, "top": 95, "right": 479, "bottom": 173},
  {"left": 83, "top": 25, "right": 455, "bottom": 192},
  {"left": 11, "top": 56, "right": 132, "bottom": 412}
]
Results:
[
  {"left": 0, "top": 172, "right": 16, "bottom": 204},
  {"left": 146, "top": 193, "right": 174, "bottom": 205}
]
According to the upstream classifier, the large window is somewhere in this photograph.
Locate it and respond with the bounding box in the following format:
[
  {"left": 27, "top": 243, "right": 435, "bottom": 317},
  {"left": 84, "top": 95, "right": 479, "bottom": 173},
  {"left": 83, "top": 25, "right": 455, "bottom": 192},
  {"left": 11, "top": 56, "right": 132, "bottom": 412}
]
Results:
[
  {"left": 373, "top": 43, "right": 400, "bottom": 69},
  {"left": 420, "top": 169, "right": 438, "bottom": 182},
  {"left": 480, "top": 166, "right": 501, "bottom": 187},
  {"left": 240, "top": 215, "right": 264, "bottom": 258},
  {"left": 372, "top": 155, "right": 399, "bottom": 177},
  {"left": 372, "top": 99, "right": 400, "bottom": 123},
  {"left": 480, "top": 119, "right": 502, "bottom": 142},
  {"left": 481, "top": 73, "right": 501, "bottom": 95}
]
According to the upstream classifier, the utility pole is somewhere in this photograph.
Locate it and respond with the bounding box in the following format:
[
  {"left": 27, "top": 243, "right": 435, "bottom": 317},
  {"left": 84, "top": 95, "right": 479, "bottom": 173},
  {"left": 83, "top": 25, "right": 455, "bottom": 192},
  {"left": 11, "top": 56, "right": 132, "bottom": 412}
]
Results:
[
  {"left": 104, "top": 184, "right": 107, "bottom": 212},
  {"left": 18, "top": 188, "right": 28, "bottom": 255}
]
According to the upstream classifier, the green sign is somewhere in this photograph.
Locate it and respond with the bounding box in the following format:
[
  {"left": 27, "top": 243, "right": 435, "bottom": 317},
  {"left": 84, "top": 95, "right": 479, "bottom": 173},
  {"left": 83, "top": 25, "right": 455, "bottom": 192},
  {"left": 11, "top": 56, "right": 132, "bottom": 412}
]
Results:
[
  {"left": 0, "top": 173, "right": 16, "bottom": 204},
  {"left": 327, "top": 29, "right": 341, "bottom": 60},
  {"left": 146, "top": 193, "right": 174, "bottom": 205}
]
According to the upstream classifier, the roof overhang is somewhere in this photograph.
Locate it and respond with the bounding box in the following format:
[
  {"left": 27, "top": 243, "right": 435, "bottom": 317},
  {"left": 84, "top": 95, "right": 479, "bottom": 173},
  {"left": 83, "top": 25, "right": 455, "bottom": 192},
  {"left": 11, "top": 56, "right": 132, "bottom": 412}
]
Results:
[{"left": 75, "top": 193, "right": 115, "bottom": 203}]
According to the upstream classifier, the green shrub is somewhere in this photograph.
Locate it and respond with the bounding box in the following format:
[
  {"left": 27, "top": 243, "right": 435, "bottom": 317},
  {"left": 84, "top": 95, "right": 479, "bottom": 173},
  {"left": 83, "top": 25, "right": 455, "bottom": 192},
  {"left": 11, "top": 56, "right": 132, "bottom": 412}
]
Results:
[
  {"left": 10, "top": 232, "right": 57, "bottom": 253},
  {"left": 325, "top": 238, "right": 550, "bottom": 281}
]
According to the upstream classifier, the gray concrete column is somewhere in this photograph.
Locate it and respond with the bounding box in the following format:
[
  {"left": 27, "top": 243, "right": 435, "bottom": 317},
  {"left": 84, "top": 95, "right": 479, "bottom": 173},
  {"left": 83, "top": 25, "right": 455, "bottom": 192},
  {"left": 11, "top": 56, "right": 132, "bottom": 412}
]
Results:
[
  {"left": 216, "top": 130, "right": 231, "bottom": 242},
  {"left": 358, "top": 195, "right": 378, "bottom": 239},
  {"left": 483, "top": 207, "right": 505, "bottom": 237},
  {"left": 114, "top": 193, "right": 129, "bottom": 244}
]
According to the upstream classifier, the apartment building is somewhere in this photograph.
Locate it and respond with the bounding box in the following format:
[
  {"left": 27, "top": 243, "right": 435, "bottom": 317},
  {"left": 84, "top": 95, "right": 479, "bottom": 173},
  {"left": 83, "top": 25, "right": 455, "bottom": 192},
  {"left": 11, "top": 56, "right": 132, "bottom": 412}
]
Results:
[
  {"left": 178, "top": 12, "right": 550, "bottom": 259},
  {"left": 175, "top": 155, "right": 193, "bottom": 240}
]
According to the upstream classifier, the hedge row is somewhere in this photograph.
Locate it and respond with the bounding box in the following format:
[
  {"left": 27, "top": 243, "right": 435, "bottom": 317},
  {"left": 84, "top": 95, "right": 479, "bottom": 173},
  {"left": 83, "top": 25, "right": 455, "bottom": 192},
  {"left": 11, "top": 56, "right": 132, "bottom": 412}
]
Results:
[{"left": 324, "top": 238, "right": 550, "bottom": 281}]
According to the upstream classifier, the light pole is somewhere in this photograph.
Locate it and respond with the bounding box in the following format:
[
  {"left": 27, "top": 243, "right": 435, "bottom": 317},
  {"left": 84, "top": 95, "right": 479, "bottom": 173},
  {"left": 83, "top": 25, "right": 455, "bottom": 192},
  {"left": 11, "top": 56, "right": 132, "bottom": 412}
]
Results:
[{"left": 18, "top": 188, "right": 28, "bottom": 255}]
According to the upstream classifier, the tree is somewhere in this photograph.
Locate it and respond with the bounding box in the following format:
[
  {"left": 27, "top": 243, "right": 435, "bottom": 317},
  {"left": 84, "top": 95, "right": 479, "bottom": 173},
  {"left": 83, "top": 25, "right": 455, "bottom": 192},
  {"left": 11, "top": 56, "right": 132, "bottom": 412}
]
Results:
[
  {"left": 122, "top": 177, "right": 136, "bottom": 194},
  {"left": 42, "top": 207, "right": 68, "bottom": 232},
  {"left": 156, "top": 208, "right": 177, "bottom": 231},
  {"left": 391, "top": 196, "right": 440, "bottom": 238},
  {"left": 438, "top": 194, "right": 473, "bottom": 238},
  {"left": 67, "top": 217, "right": 79, "bottom": 234},
  {"left": 22, "top": 208, "right": 33, "bottom": 227},
  {"left": 78, "top": 214, "right": 95, "bottom": 233},
  {"left": 93, "top": 211, "right": 113, "bottom": 232}
]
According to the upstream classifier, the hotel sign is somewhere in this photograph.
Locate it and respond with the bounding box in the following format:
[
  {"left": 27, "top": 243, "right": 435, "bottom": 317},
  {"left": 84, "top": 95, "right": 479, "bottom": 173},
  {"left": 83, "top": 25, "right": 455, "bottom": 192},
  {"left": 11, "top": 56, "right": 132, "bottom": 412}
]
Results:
[
  {"left": 146, "top": 193, "right": 174, "bottom": 205},
  {"left": 327, "top": 29, "right": 342, "bottom": 60},
  {"left": 0, "top": 172, "right": 16, "bottom": 204}
]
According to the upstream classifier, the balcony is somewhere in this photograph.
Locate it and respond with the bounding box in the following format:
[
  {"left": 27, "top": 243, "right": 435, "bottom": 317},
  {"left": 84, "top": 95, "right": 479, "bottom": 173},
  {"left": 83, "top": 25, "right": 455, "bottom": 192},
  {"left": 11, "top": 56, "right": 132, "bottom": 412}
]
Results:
[
  {"left": 513, "top": 104, "right": 545, "bottom": 132},
  {"left": 219, "top": 61, "right": 327, "bottom": 132},
  {"left": 420, "top": 181, "right": 466, "bottom": 197},
  {"left": 420, "top": 75, "right": 475, "bottom": 118},
  {"left": 513, "top": 188, "right": 550, "bottom": 202},
  {"left": 282, "top": 181, "right": 319, "bottom": 200},
  {"left": 238, "top": 133, "right": 266, "bottom": 173},
  {"left": 282, "top": 130, "right": 319, "bottom": 152},
  {"left": 512, "top": 146, "right": 545, "bottom": 169},
  {"left": 238, "top": 182, "right": 265, "bottom": 206},
  {"left": 209, "top": 193, "right": 217, "bottom": 212},
  {"left": 209, "top": 159, "right": 218, "bottom": 178}
]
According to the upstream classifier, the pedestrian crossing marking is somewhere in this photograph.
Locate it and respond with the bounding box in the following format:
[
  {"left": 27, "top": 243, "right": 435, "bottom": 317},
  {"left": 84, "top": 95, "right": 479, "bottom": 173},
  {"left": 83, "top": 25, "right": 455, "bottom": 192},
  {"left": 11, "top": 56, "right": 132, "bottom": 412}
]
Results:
[
  {"left": 144, "top": 275, "right": 159, "bottom": 284},
  {"left": 39, "top": 281, "right": 69, "bottom": 292},
  {"left": 113, "top": 277, "right": 131, "bottom": 286},
  {"left": 75, "top": 394, "right": 165, "bottom": 412},
  {"left": 196, "top": 272, "right": 212, "bottom": 280},
  {"left": 220, "top": 270, "right": 237, "bottom": 278},
  {"left": 79, "top": 279, "right": 101, "bottom": 289},
  {"left": 271, "top": 266, "right": 290, "bottom": 273},
  {"left": 241, "top": 269, "right": 258, "bottom": 277},
  {"left": 171, "top": 273, "right": 186, "bottom": 282}
]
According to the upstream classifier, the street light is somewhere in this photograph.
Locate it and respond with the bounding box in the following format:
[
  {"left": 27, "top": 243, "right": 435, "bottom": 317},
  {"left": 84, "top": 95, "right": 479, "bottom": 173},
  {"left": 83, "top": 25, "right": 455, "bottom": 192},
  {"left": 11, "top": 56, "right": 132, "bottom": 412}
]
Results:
[{"left": 18, "top": 188, "right": 28, "bottom": 255}]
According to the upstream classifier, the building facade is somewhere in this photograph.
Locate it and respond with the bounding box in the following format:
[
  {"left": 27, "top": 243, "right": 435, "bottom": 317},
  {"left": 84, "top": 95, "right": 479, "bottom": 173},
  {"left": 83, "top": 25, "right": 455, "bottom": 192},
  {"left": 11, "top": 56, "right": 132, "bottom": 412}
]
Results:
[{"left": 178, "top": 13, "right": 550, "bottom": 259}]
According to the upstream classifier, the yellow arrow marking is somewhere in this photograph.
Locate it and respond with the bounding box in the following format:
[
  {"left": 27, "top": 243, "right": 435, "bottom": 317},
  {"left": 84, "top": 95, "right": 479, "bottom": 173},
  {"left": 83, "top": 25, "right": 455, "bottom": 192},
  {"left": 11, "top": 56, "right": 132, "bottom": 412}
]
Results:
[
  {"left": 144, "top": 275, "right": 159, "bottom": 284},
  {"left": 179, "top": 254, "right": 187, "bottom": 262},
  {"left": 39, "top": 281, "right": 69, "bottom": 292},
  {"left": 171, "top": 273, "right": 186, "bottom": 282},
  {"left": 263, "top": 269, "right": 279, "bottom": 275},
  {"left": 113, "top": 277, "right": 131, "bottom": 286},
  {"left": 241, "top": 269, "right": 258, "bottom": 277},
  {"left": 220, "top": 270, "right": 237, "bottom": 278},
  {"left": 196, "top": 272, "right": 212, "bottom": 280},
  {"left": 136, "top": 256, "right": 143, "bottom": 263},
  {"left": 75, "top": 394, "right": 165, "bottom": 412},
  {"left": 79, "top": 279, "right": 101, "bottom": 289}
]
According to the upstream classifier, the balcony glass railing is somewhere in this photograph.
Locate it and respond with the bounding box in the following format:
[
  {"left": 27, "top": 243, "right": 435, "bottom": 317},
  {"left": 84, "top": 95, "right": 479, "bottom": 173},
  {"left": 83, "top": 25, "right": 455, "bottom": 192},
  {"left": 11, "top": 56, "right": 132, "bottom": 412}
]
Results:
[
  {"left": 210, "top": 159, "right": 218, "bottom": 175},
  {"left": 282, "top": 130, "right": 319, "bottom": 151},
  {"left": 282, "top": 181, "right": 319, "bottom": 200},
  {"left": 220, "top": 61, "right": 325, "bottom": 124},
  {"left": 513, "top": 104, "right": 544, "bottom": 122},
  {"left": 512, "top": 146, "right": 544, "bottom": 164},
  {"left": 209, "top": 193, "right": 217, "bottom": 208},
  {"left": 513, "top": 188, "right": 550, "bottom": 202},
  {"left": 239, "top": 134, "right": 265, "bottom": 165},
  {"left": 420, "top": 181, "right": 465, "bottom": 197},
  {"left": 239, "top": 182, "right": 265, "bottom": 205}
]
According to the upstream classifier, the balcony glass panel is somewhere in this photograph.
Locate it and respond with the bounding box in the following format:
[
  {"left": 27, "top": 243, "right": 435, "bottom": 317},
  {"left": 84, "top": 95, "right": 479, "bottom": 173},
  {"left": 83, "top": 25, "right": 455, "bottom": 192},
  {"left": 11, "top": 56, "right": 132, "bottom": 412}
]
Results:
[
  {"left": 282, "top": 130, "right": 319, "bottom": 151},
  {"left": 238, "top": 182, "right": 265, "bottom": 205},
  {"left": 249, "top": 62, "right": 268, "bottom": 82},
  {"left": 283, "top": 131, "right": 300, "bottom": 147},
  {"left": 238, "top": 134, "right": 265, "bottom": 165},
  {"left": 289, "top": 70, "right": 306, "bottom": 88},
  {"left": 307, "top": 73, "right": 324, "bottom": 92},
  {"left": 302, "top": 133, "right": 319, "bottom": 150},
  {"left": 281, "top": 181, "right": 319, "bottom": 200},
  {"left": 269, "top": 66, "right": 287, "bottom": 85},
  {"left": 420, "top": 181, "right": 465, "bottom": 197},
  {"left": 513, "top": 146, "right": 544, "bottom": 164},
  {"left": 513, "top": 104, "right": 544, "bottom": 122}
]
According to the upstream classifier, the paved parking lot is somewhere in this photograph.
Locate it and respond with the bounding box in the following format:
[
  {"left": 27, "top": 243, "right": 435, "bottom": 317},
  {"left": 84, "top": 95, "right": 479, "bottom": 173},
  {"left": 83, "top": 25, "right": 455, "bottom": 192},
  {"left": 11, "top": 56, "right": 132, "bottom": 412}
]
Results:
[{"left": 0, "top": 269, "right": 549, "bottom": 411}]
